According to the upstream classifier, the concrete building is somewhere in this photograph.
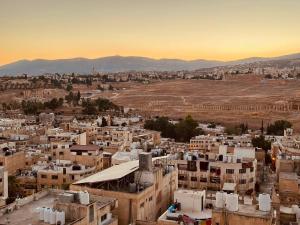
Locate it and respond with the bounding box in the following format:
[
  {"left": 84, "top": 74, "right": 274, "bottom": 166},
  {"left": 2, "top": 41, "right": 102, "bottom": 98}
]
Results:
[
  {"left": 0, "top": 147, "right": 25, "bottom": 175},
  {"left": 0, "top": 190, "right": 118, "bottom": 225},
  {"left": 157, "top": 189, "right": 212, "bottom": 225},
  {"left": 0, "top": 167, "right": 8, "bottom": 206},
  {"left": 175, "top": 149, "right": 256, "bottom": 195},
  {"left": 71, "top": 153, "right": 178, "bottom": 225},
  {"left": 37, "top": 160, "right": 97, "bottom": 190}
]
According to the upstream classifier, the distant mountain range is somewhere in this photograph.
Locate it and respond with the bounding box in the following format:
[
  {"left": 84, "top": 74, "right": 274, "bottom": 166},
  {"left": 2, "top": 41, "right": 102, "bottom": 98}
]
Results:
[{"left": 1, "top": 53, "right": 300, "bottom": 76}]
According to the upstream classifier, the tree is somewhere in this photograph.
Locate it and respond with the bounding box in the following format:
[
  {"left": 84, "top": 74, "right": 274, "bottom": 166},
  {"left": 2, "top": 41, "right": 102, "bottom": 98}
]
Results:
[
  {"left": 75, "top": 91, "right": 81, "bottom": 105},
  {"left": 101, "top": 117, "right": 108, "bottom": 127},
  {"left": 144, "top": 115, "right": 204, "bottom": 142},
  {"left": 65, "top": 92, "right": 74, "bottom": 104},
  {"left": 82, "top": 99, "right": 97, "bottom": 115},
  {"left": 7, "top": 176, "right": 23, "bottom": 204},
  {"left": 252, "top": 135, "right": 271, "bottom": 151},
  {"left": 207, "top": 123, "right": 216, "bottom": 129},
  {"left": 66, "top": 83, "right": 73, "bottom": 92},
  {"left": 267, "top": 120, "right": 292, "bottom": 135}
]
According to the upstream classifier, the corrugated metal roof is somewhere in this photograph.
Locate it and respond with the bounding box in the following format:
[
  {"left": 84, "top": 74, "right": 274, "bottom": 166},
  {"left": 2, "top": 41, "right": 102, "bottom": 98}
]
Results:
[{"left": 74, "top": 155, "right": 169, "bottom": 185}]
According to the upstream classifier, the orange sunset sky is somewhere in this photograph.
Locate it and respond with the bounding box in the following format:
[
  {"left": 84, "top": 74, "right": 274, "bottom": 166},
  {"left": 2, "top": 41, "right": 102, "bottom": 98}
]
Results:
[{"left": 1, "top": 0, "right": 300, "bottom": 66}]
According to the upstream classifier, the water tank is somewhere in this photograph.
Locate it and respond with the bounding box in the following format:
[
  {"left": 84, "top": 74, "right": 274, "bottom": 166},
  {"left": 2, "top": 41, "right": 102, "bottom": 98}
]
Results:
[
  {"left": 79, "top": 191, "right": 90, "bottom": 205},
  {"left": 129, "top": 183, "right": 137, "bottom": 193},
  {"left": 39, "top": 207, "right": 45, "bottom": 221},
  {"left": 50, "top": 209, "right": 56, "bottom": 224},
  {"left": 227, "top": 156, "right": 232, "bottom": 163},
  {"left": 232, "top": 156, "right": 237, "bottom": 163},
  {"left": 56, "top": 211, "right": 65, "bottom": 225},
  {"left": 258, "top": 194, "right": 271, "bottom": 212},
  {"left": 139, "top": 152, "right": 152, "bottom": 171},
  {"left": 292, "top": 205, "right": 300, "bottom": 219},
  {"left": 44, "top": 208, "right": 51, "bottom": 223},
  {"left": 216, "top": 192, "right": 227, "bottom": 208},
  {"left": 226, "top": 194, "right": 239, "bottom": 211}
]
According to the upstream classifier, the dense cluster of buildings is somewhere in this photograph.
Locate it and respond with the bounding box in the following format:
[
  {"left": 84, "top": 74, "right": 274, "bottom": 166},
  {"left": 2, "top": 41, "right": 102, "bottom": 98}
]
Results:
[{"left": 0, "top": 110, "right": 299, "bottom": 225}]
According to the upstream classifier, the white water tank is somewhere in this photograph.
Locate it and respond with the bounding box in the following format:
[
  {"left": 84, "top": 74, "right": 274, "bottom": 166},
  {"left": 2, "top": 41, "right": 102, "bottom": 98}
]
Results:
[
  {"left": 227, "top": 156, "right": 232, "bottom": 163},
  {"left": 216, "top": 192, "right": 227, "bottom": 208},
  {"left": 56, "top": 211, "right": 65, "bottom": 225},
  {"left": 258, "top": 193, "right": 271, "bottom": 212},
  {"left": 79, "top": 191, "right": 90, "bottom": 205},
  {"left": 39, "top": 207, "right": 45, "bottom": 221},
  {"left": 44, "top": 208, "right": 51, "bottom": 223},
  {"left": 226, "top": 193, "right": 239, "bottom": 212},
  {"left": 49, "top": 209, "right": 56, "bottom": 224},
  {"left": 292, "top": 205, "right": 300, "bottom": 219},
  {"left": 232, "top": 156, "right": 237, "bottom": 163}
]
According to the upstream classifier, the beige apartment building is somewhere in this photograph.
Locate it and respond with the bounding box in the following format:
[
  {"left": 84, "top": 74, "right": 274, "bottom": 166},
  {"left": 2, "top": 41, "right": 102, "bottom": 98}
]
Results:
[
  {"left": 175, "top": 153, "right": 256, "bottom": 195},
  {"left": 71, "top": 153, "right": 178, "bottom": 225},
  {"left": 0, "top": 167, "right": 8, "bottom": 206},
  {"left": 37, "top": 160, "right": 97, "bottom": 190},
  {"left": 0, "top": 149, "right": 26, "bottom": 175},
  {"left": 54, "top": 191, "right": 118, "bottom": 225}
]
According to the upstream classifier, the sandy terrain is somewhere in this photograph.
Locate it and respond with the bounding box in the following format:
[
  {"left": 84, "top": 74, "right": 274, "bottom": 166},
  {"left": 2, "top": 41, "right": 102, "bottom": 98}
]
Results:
[{"left": 102, "top": 76, "right": 300, "bottom": 130}]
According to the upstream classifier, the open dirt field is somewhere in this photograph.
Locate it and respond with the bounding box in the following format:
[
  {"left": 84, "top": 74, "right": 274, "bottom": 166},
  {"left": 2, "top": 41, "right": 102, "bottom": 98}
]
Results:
[{"left": 103, "top": 76, "right": 300, "bottom": 130}]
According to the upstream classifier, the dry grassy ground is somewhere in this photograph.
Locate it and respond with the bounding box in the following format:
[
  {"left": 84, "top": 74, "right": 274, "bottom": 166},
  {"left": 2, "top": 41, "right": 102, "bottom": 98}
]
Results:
[
  {"left": 104, "top": 75, "right": 300, "bottom": 130},
  {"left": 2, "top": 75, "right": 300, "bottom": 130}
]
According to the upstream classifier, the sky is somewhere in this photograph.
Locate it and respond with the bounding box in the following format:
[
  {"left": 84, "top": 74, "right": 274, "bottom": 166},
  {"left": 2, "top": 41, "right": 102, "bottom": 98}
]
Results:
[{"left": 0, "top": 0, "right": 300, "bottom": 66}]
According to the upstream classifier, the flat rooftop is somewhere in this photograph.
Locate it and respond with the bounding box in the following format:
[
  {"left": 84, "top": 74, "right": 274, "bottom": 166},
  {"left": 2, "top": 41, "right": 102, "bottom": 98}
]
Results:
[
  {"left": 214, "top": 203, "right": 272, "bottom": 218},
  {"left": 0, "top": 194, "right": 55, "bottom": 225}
]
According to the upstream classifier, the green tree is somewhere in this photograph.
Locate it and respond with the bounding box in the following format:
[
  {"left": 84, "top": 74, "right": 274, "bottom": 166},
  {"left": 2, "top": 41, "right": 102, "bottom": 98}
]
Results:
[
  {"left": 82, "top": 99, "right": 97, "bottom": 115},
  {"left": 101, "top": 117, "right": 108, "bottom": 127},
  {"left": 252, "top": 135, "right": 271, "bottom": 151},
  {"left": 7, "top": 176, "right": 23, "bottom": 204},
  {"left": 66, "top": 83, "right": 73, "bottom": 92},
  {"left": 144, "top": 115, "right": 203, "bottom": 142},
  {"left": 267, "top": 120, "right": 292, "bottom": 135}
]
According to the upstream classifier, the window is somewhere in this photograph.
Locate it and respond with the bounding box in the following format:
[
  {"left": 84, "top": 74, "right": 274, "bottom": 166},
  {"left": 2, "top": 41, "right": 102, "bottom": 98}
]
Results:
[
  {"left": 149, "top": 196, "right": 153, "bottom": 201},
  {"left": 0, "top": 178, "right": 2, "bottom": 182},
  {"left": 191, "top": 177, "right": 197, "bottom": 182},
  {"left": 52, "top": 175, "right": 58, "bottom": 180},
  {"left": 239, "top": 179, "right": 247, "bottom": 184},
  {"left": 0, "top": 162, "right": 3, "bottom": 166},
  {"left": 140, "top": 202, "right": 144, "bottom": 208},
  {"left": 200, "top": 161, "right": 209, "bottom": 171},
  {"left": 200, "top": 177, "right": 207, "bottom": 182},
  {"left": 250, "top": 167, "right": 254, "bottom": 172},
  {"left": 239, "top": 168, "right": 246, "bottom": 174},
  {"left": 226, "top": 169, "right": 234, "bottom": 174},
  {"left": 187, "top": 161, "right": 197, "bottom": 171},
  {"left": 178, "top": 175, "right": 186, "bottom": 181},
  {"left": 178, "top": 164, "right": 188, "bottom": 170},
  {"left": 59, "top": 152, "right": 64, "bottom": 156},
  {"left": 249, "top": 178, "right": 254, "bottom": 183},
  {"left": 41, "top": 174, "right": 47, "bottom": 179},
  {"left": 101, "top": 214, "right": 107, "bottom": 222}
]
